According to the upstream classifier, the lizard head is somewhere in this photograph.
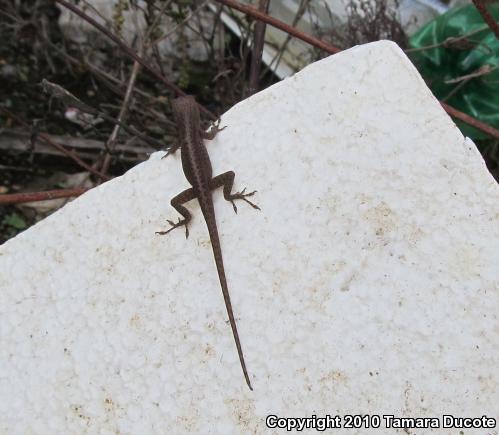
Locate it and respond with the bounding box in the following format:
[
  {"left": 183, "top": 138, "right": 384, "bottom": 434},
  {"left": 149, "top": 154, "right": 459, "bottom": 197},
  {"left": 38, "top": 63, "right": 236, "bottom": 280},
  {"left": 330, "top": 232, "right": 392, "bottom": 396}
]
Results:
[{"left": 172, "top": 95, "right": 199, "bottom": 122}]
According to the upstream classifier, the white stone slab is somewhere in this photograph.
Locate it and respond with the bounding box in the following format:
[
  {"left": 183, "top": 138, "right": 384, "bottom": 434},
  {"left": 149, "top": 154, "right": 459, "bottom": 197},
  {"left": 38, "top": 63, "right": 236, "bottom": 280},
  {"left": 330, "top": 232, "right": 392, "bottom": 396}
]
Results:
[{"left": 1, "top": 41, "right": 498, "bottom": 434}]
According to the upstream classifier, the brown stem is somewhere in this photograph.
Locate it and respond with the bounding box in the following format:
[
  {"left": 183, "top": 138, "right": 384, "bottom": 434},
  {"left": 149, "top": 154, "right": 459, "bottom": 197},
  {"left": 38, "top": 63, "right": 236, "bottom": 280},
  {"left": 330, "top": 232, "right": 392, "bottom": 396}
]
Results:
[
  {"left": 214, "top": 0, "right": 499, "bottom": 139},
  {"left": 55, "top": 0, "right": 499, "bottom": 140},
  {"left": 263, "top": 0, "right": 310, "bottom": 78},
  {"left": 472, "top": 0, "right": 499, "bottom": 39},
  {"left": 54, "top": 0, "right": 216, "bottom": 120},
  {"left": 100, "top": 43, "right": 145, "bottom": 179},
  {"left": 0, "top": 188, "right": 90, "bottom": 205},
  {"left": 440, "top": 102, "right": 499, "bottom": 138},
  {"left": 247, "top": 0, "right": 271, "bottom": 96},
  {"left": 214, "top": 0, "right": 341, "bottom": 54},
  {"left": 0, "top": 107, "right": 111, "bottom": 180}
]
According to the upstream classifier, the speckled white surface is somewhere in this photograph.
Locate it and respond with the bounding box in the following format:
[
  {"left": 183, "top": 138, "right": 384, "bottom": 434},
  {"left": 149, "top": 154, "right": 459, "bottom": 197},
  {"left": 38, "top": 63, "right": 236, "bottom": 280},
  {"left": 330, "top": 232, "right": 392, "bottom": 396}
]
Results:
[{"left": 1, "top": 41, "right": 498, "bottom": 434}]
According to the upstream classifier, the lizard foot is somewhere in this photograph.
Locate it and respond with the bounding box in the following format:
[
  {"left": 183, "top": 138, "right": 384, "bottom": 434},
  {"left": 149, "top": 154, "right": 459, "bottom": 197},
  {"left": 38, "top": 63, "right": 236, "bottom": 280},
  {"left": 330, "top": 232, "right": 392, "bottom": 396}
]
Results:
[
  {"left": 162, "top": 144, "right": 180, "bottom": 159},
  {"left": 212, "top": 117, "right": 226, "bottom": 133},
  {"left": 161, "top": 149, "right": 173, "bottom": 159},
  {"left": 228, "top": 188, "right": 260, "bottom": 213},
  {"left": 156, "top": 218, "right": 189, "bottom": 238},
  {"left": 203, "top": 119, "right": 227, "bottom": 140}
]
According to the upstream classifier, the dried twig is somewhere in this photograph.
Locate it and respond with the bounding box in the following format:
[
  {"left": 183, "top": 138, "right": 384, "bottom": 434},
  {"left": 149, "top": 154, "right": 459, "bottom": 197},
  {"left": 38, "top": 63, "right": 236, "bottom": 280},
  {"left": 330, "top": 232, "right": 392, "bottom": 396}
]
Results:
[
  {"left": 54, "top": 0, "right": 499, "bottom": 140},
  {"left": 42, "top": 38, "right": 172, "bottom": 127},
  {"left": 99, "top": 0, "right": 178, "bottom": 177},
  {"left": 214, "top": 0, "right": 341, "bottom": 54},
  {"left": 0, "top": 188, "right": 89, "bottom": 205},
  {"left": 100, "top": 64, "right": 143, "bottom": 173},
  {"left": 41, "top": 79, "right": 164, "bottom": 149},
  {"left": 0, "top": 129, "right": 154, "bottom": 161},
  {"left": 213, "top": 0, "right": 499, "bottom": 139},
  {"left": 146, "top": 0, "right": 210, "bottom": 51},
  {"left": 247, "top": 0, "right": 271, "bottom": 96},
  {"left": 54, "top": 0, "right": 216, "bottom": 120},
  {"left": 445, "top": 64, "right": 497, "bottom": 84},
  {"left": 405, "top": 26, "right": 492, "bottom": 53},
  {"left": 441, "top": 102, "right": 499, "bottom": 138},
  {"left": 100, "top": 44, "right": 145, "bottom": 178},
  {"left": 441, "top": 64, "right": 497, "bottom": 102},
  {"left": 472, "top": 0, "right": 499, "bottom": 39},
  {"left": 264, "top": 0, "right": 311, "bottom": 78},
  {"left": 0, "top": 107, "right": 111, "bottom": 180}
]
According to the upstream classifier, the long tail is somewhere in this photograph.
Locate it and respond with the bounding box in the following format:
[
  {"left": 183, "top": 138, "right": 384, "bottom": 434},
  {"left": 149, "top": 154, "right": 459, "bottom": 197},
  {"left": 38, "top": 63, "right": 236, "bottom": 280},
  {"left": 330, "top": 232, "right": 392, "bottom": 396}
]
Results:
[{"left": 202, "top": 205, "right": 253, "bottom": 391}]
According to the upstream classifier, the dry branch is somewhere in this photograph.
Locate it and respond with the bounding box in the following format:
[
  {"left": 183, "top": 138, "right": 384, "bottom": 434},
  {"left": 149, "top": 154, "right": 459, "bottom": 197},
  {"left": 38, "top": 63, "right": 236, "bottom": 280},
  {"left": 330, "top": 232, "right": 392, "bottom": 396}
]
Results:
[
  {"left": 0, "top": 129, "right": 155, "bottom": 162},
  {"left": 0, "top": 188, "right": 89, "bottom": 205},
  {"left": 54, "top": 0, "right": 499, "bottom": 140},
  {"left": 0, "top": 107, "right": 110, "bottom": 179},
  {"left": 472, "top": 0, "right": 499, "bottom": 39}
]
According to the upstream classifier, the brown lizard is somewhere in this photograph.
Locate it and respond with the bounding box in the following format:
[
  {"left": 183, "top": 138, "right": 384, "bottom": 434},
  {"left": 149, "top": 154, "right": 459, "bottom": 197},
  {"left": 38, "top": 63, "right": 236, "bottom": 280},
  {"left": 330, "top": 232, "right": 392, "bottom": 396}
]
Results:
[{"left": 157, "top": 95, "right": 259, "bottom": 390}]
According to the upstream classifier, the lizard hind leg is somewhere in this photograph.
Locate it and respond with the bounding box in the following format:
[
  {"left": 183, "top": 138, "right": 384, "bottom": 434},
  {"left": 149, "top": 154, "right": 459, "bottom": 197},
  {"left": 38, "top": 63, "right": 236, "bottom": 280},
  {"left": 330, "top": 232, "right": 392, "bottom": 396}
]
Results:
[
  {"left": 156, "top": 217, "right": 189, "bottom": 238},
  {"left": 156, "top": 187, "right": 195, "bottom": 238},
  {"left": 211, "top": 171, "right": 260, "bottom": 213}
]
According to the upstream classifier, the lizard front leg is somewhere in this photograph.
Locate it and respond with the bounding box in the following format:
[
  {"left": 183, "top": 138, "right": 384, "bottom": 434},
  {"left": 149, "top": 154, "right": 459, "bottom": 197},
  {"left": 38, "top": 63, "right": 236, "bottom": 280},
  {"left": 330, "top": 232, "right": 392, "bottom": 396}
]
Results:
[
  {"left": 162, "top": 140, "right": 183, "bottom": 159},
  {"left": 210, "top": 171, "right": 260, "bottom": 213},
  {"left": 202, "top": 119, "right": 226, "bottom": 141},
  {"left": 156, "top": 187, "right": 196, "bottom": 238}
]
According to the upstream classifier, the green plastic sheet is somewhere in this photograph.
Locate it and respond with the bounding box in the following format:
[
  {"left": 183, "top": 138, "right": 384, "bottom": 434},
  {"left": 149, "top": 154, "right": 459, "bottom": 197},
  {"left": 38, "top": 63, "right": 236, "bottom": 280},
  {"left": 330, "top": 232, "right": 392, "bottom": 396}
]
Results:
[{"left": 408, "top": 4, "right": 499, "bottom": 139}]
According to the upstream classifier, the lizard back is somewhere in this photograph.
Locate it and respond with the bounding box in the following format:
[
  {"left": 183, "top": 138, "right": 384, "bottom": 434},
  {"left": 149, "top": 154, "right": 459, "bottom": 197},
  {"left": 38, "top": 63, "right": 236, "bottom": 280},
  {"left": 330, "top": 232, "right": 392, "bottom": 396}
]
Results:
[{"left": 172, "top": 96, "right": 213, "bottom": 193}]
